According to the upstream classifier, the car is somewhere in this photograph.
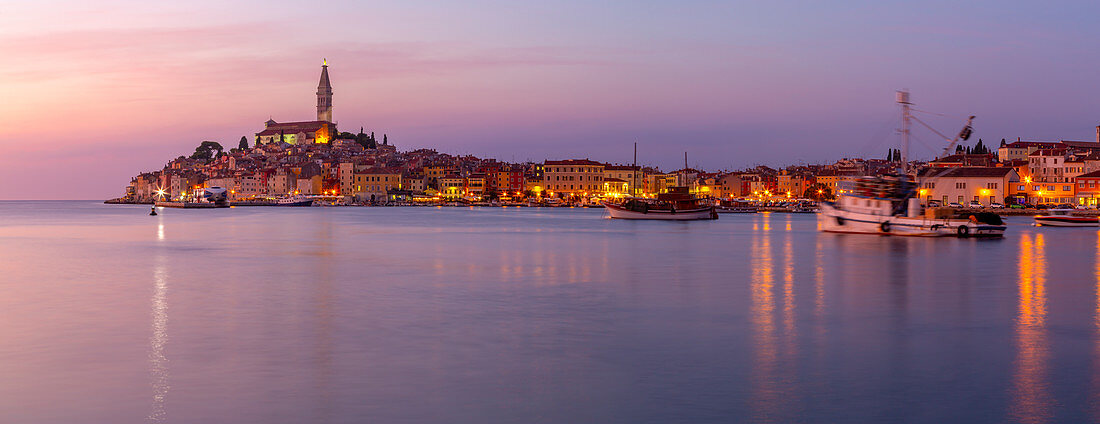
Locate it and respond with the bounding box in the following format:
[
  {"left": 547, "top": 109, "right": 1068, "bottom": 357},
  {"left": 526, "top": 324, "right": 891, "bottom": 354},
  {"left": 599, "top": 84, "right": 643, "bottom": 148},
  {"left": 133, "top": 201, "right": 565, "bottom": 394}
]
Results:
[
  {"left": 990, "top": 202, "right": 1005, "bottom": 209},
  {"left": 948, "top": 202, "right": 964, "bottom": 208},
  {"left": 1035, "top": 203, "right": 1052, "bottom": 210},
  {"left": 1056, "top": 203, "right": 1077, "bottom": 209},
  {"left": 1009, "top": 204, "right": 1025, "bottom": 209},
  {"left": 968, "top": 201, "right": 982, "bottom": 208},
  {"left": 926, "top": 200, "right": 942, "bottom": 207}
]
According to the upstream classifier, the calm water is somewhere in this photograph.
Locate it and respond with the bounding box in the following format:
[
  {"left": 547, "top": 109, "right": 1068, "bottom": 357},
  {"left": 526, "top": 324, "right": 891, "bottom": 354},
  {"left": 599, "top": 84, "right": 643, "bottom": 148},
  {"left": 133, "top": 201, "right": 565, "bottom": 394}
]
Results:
[{"left": 2, "top": 201, "right": 1100, "bottom": 423}]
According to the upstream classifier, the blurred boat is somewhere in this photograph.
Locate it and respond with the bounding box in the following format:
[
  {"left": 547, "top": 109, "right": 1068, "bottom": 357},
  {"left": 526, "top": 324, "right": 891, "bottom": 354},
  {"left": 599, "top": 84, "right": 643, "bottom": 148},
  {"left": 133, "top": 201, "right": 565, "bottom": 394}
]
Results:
[{"left": 1034, "top": 209, "right": 1098, "bottom": 227}]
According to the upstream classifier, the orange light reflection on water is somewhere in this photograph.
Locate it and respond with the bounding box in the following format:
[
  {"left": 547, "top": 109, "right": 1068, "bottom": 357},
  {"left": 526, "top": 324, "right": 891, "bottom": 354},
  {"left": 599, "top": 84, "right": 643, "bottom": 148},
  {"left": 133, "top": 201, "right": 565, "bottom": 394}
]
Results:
[{"left": 1010, "top": 233, "right": 1051, "bottom": 424}]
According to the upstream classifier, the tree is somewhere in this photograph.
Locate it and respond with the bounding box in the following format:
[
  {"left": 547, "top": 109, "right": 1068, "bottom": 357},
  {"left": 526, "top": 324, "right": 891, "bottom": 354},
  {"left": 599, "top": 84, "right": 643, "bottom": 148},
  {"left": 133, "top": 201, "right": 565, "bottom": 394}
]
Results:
[
  {"left": 803, "top": 183, "right": 833, "bottom": 201},
  {"left": 383, "top": 134, "right": 388, "bottom": 145},
  {"left": 190, "top": 141, "right": 224, "bottom": 161},
  {"left": 238, "top": 136, "right": 248, "bottom": 150},
  {"left": 337, "top": 132, "right": 356, "bottom": 140}
]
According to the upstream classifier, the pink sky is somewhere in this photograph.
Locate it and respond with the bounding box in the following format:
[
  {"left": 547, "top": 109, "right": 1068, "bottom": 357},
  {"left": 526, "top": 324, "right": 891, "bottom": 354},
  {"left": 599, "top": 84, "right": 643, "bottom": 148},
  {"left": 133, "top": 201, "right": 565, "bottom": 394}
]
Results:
[{"left": 3, "top": 1, "right": 1100, "bottom": 199}]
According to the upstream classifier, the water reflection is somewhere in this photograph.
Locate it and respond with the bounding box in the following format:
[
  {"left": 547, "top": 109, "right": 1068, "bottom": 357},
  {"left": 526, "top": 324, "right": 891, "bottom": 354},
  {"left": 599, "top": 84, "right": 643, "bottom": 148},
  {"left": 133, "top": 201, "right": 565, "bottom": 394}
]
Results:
[
  {"left": 1010, "top": 233, "right": 1051, "bottom": 424},
  {"left": 149, "top": 223, "right": 169, "bottom": 422},
  {"left": 750, "top": 224, "right": 777, "bottom": 420}
]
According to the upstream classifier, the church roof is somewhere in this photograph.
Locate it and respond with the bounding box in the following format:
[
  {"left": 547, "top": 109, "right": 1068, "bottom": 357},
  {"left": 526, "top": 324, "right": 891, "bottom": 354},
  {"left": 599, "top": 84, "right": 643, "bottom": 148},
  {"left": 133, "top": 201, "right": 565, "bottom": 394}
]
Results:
[{"left": 256, "top": 121, "right": 331, "bottom": 136}]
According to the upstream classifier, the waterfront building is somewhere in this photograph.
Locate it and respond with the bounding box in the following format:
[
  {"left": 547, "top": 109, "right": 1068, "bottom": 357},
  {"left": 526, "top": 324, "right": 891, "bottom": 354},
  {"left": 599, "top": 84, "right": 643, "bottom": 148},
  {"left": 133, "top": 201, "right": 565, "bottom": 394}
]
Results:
[
  {"left": 1075, "top": 170, "right": 1100, "bottom": 207},
  {"left": 543, "top": 159, "right": 605, "bottom": 197},
  {"left": 917, "top": 167, "right": 1018, "bottom": 206},
  {"left": 439, "top": 175, "right": 465, "bottom": 199},
  {"left": 353, "top": 169, "right": 402, "bottom": 201}
]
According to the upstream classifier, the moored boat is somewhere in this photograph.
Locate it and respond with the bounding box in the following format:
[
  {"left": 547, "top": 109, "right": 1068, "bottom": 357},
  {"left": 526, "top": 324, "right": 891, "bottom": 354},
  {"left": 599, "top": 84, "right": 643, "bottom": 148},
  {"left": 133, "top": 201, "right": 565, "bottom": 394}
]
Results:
[
  {"left": 716, "top": 199, "right": 757, "bottom": 213},
  {"left": 275, "top": 195, "right": 314, "bottom": 206},
  {"left": 603, "top": 187, "right": 718, "bottom": 220},
  {"left": 1034, "top": 209, "right": 1099, "bottom": 227}
]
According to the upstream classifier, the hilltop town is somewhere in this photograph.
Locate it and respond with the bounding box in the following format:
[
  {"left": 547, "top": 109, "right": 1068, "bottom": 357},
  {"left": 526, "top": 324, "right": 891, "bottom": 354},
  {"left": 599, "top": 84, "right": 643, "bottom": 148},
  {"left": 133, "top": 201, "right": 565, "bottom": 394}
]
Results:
[{"left": 117, "top": 61, "right": 1100, "bottom": 208}]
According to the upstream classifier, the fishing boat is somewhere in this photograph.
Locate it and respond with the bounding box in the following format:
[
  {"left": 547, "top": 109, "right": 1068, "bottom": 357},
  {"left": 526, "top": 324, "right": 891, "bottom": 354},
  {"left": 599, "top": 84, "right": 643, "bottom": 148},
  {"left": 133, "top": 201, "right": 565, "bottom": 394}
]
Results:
[
  {"left": 817, "top": 91, "right": 1005, "bottom": 238},
  {"left": 604, "top": 187, "right": 718, "bottom": 220},
  {"left": 275, "top": 195, "right": 314, "bottom": 206},
  {"left": 1034, "top": 209, "right": 1099, "bottom": 227},
  {"left": 818, "top": 177, "right": 1005, "bottom": 237}
]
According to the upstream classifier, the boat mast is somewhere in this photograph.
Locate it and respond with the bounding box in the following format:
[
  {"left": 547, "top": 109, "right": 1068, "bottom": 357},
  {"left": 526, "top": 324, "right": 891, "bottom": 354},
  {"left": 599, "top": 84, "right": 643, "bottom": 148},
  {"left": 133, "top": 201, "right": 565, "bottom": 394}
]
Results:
[
  {"left": 897, "top": 90, "right": 911, "bottom": 175},
  {"left": 633, "top": 142, "right": 638, "bottom": 197}
]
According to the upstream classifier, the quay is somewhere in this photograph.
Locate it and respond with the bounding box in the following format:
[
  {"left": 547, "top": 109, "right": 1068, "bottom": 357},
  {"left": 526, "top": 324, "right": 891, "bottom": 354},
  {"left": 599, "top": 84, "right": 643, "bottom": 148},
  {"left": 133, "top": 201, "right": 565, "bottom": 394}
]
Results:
[{"left": 155, "top": 201, "right": 227, "bottom": 209}]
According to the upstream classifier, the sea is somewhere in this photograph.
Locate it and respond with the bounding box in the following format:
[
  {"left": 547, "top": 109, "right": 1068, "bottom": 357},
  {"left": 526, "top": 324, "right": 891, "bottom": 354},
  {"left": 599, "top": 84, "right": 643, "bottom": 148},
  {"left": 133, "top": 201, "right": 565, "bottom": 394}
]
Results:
[{"left": 1, "top": 200, "right": 1098, "bottom": 423}]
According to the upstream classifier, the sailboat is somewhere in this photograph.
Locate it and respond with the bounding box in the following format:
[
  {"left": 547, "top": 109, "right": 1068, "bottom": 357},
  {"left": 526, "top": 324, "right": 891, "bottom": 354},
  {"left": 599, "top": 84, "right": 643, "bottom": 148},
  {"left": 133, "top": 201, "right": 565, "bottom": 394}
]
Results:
[
  {"left": 602, "top": 146, "right": 718, "bottom": 220},
  {"left": 816, "top": 91, "right": 1006, "bottom": 237}
]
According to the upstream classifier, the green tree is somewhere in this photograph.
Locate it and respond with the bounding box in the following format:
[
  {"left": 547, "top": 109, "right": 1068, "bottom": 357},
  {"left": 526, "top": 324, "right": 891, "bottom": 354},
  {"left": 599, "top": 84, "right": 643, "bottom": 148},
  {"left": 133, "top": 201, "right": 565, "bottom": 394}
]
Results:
[
  {"left": 190, "top": 141, "right": 224, "bottom": 161},
  {"left": 238, "top": 136, "right": 248, "bottom": 150}
]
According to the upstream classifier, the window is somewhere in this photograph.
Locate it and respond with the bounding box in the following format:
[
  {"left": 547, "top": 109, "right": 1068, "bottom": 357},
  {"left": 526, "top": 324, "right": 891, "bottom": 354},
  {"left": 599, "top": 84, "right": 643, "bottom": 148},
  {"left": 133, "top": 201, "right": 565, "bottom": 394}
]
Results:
[
  {"left": 956, "top": 182, "right": 966, "bottom": 189},
  {"left": 1063, "top": 185, "right": 1071, "bottom": 191},
  {"left": 986, "top": 183, "right": 998, "bottom": 189},
  {"left": 958, "top": 196, "right": 964, "bottom": 203},
  {"left": 1018, "top": 185, "right": 1025, "bottom": 190}
]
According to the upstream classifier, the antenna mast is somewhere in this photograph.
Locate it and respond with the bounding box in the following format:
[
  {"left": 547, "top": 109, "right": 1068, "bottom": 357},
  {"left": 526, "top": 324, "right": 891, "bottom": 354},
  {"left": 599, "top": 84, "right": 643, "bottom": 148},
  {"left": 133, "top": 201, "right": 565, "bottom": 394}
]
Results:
[{"left": 897, "top": 90, "right": 911, "bottom": 175}]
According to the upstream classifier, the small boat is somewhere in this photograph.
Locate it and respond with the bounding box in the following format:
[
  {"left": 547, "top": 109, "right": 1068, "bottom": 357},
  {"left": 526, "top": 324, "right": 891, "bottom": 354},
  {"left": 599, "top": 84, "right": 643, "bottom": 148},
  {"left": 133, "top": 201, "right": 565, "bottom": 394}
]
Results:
[
  {"left": 603, "top": 187, "right": 718, "bottom": 220},
  {"left": 788, "top": 201, "right": 818, "bottom": 213},
  {"left": 1034, "top": 209, "right": 1099, "bottom": 227},
  {"left": 275, "top": 195, "right": 314, "bottom": 206},
  {"left": 716, "top": 200, "right": 757, "bottom": 213}
]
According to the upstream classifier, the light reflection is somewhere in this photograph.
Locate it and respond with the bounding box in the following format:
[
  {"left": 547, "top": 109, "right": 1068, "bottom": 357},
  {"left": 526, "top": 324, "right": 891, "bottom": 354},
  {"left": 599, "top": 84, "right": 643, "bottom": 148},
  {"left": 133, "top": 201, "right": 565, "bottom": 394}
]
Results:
[
  {"left": 1010, "top": 233, "right": 1051, "bottom": 424},
  {"left": 148, "top": 252, "right": 169, "bottom": 422},
  {"left": 782, "top": 231, "right": 796, "bottom": 346},
  {"left": 750, "top": 224, "right": 779, "bottom": 420}
]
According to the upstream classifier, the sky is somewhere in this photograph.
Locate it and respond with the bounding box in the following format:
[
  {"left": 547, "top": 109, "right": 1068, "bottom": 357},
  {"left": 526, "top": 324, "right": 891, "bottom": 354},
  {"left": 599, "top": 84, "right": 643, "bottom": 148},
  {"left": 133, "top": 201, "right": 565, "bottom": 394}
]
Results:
[{"left": 2, "top": 0, "right": 1100, "bottom": 199}]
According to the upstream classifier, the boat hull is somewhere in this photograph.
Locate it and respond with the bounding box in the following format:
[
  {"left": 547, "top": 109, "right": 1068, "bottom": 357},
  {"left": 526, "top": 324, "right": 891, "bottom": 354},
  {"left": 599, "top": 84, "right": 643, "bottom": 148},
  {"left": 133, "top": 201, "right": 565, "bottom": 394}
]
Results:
[
  {"left": 817, "top": 203, "right": 1005, "bottom": 237},
  {"left": 603, "top": 202, "right": 717, "bottom": 220},
  {"left": 1034, "top": 216, "right": 1099, "bottom": 227},
  {"left": 276, "top": 200, "right": 314, "bottom": 207}
]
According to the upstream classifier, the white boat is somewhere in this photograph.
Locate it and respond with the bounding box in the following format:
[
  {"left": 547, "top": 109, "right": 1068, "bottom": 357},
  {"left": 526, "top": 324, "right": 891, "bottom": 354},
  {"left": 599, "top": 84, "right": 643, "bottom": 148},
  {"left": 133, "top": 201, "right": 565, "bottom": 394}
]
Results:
[
  {"left": 603, "top": 187, "right": 717, "bottom": 220},
  {"left": 1034, "top": 209, "right": 1099, "bottom": 227},
  {"left": 818, "top": 180, "right": 1006, "bottom": 237},
  {"left": 716, "top": 200, "right": 757, "bottom": 213},
  {"left": 818, "top": 90, "right": 1005, "bottom": 238},
  {"left": 275, "top": 195, "right": 314, "bottom": 206}
]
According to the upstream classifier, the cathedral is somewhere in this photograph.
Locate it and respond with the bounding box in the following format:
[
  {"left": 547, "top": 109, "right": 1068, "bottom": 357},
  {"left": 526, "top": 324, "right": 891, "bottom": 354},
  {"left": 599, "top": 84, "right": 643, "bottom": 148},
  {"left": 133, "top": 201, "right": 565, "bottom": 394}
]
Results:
[{"left": 255, "top": 60, "right": 338, "bottom": 145}]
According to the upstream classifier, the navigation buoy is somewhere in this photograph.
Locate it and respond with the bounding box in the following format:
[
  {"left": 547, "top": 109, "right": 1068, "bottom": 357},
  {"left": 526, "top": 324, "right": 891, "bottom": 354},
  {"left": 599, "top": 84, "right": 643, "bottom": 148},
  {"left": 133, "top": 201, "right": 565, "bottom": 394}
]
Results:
[{"left": 150, "top": 206, "right": 157, "bottom": 216}]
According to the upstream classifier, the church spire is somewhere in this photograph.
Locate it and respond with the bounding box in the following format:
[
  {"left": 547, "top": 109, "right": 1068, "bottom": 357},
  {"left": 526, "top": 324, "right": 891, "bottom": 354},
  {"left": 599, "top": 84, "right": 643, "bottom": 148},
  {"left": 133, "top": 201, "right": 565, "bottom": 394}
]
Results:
[{"left": 316, "top": 59, "right": 333, "bottom": 122}]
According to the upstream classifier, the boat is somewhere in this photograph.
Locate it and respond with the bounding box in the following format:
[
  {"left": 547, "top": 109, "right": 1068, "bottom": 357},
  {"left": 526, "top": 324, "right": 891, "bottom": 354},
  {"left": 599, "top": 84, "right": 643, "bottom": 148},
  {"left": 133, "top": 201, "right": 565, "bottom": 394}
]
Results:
[
  {"left": 788, "top": 200, "right": 817, "bottom": 213},
  {"left": 716, "top": 199, "right": 757, "bottom": 213},
  {"left": 275, "top": 195, "right": 314, "bottom": 206},
  {"left": 603, "top": 187, "right": 718, "bottom": 220},
  {"left": 817, "top": 91, "right": 1005, "bottom": 238},
  {"left": 1034, "top": 209, "right": 1099, "bottom": 227},
  {"left": 818, "top": 177, "right": 1005, "bottom": 237}
]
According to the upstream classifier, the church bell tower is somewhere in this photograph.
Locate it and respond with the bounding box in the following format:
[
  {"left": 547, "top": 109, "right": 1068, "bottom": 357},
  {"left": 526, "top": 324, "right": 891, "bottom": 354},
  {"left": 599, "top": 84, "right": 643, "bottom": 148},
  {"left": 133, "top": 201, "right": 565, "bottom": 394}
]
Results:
[{"left": 316, "top": 59, "right": 333, "bottom": 122}]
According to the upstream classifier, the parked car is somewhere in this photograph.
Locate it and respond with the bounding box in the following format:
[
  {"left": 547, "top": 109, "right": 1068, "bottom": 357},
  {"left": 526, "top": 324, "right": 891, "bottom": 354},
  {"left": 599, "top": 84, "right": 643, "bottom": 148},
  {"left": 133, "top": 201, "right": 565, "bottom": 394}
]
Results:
[
  {"left": 1009, "top": 203, "right": 1025, "bottom": 209},
  {"left": 1034, "top": 203, "right": 1052, "bottom": 210},
  {"left": 990, "top": 202, "right": 1005, "bottom": 209},
  {"left": 968, "top": 201, "right": 982, "bottom": 208},
  {"left": 1056, "top": 203, "right": 1077, "bottom": 209},
  {"left": 927, "top": 200, "right": 942, "bottom": 207},
  {"left": 948, "top": 202, "right": 964, "bottom": 208}
]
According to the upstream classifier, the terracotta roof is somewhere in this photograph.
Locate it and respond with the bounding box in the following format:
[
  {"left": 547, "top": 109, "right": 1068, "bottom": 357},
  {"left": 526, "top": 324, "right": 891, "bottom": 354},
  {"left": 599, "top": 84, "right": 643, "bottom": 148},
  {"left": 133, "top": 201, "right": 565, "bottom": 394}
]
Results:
[
  {"left": 918, "top": 167, "right": 1015, "bottom": 178},
  {"left": 1078, "top": 170, "right": 1100, "bottom": 179},
  {"left": 256, "top": 121, "right": 330, "bottom": 136},
  {"left": 544, "top": 159, "right": 604, "bottom": 166}
]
